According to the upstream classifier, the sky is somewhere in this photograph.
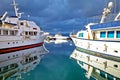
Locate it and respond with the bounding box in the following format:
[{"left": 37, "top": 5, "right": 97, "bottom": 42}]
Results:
[{"left": 0, "top": 0, "right": 119, "bottom": 33}]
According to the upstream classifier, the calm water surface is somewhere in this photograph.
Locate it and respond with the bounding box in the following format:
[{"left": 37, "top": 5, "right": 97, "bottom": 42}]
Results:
[
  {"left": 0, "top": 41, "right": 88, "bottom": 80},
  {"left": 14, "top": 42, "right": 87, "bottom": 80}
]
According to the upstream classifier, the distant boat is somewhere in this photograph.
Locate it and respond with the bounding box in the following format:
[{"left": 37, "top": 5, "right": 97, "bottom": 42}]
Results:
[
  {"left": 45, "top": 34, "right": 71, "bottom": 44},
  {"left": 70, "top": 1, "right": 120, "bottom": 58},
  {"left": 0, "top": 0, "right": 49, "bottom": 54}
]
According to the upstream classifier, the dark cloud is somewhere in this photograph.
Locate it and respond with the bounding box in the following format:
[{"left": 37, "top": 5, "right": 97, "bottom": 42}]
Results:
[{"left": 0, "top": 0, "right": 119, "bottom": 33}]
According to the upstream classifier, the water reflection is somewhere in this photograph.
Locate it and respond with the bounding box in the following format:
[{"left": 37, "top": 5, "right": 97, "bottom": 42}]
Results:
[
  {"left": 0, "top": 46, "right": 48, "bottom": 80},
  {"left": 70, "top": 48, "right": 120, "bottom": 80}
]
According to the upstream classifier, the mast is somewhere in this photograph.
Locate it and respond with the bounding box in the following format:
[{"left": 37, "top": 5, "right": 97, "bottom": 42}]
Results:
[
  {"left": 12, "top": 0, "right": 19, "bottom": 17},
  {"left": 100, "top": 2, "right": 113, "bottom": 23},
  {"left": 11, "top": 0, "right": 23, "bottom": 18}
]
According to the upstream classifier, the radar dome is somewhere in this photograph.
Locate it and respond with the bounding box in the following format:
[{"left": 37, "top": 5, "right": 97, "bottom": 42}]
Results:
[{"left": 108, "top": 2, "right": 113, "bottom": 8}]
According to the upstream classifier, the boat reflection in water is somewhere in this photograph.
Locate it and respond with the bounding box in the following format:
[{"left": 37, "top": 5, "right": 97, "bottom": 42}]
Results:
[
  {"left": 70, "top": 48, "right": 120, "bottom": 80},
  {"left": 0, "top": 46, "right": 48, "bottom": 80}
]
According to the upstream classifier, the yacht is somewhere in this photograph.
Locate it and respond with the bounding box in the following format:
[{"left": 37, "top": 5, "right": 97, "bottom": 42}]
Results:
[
  {"left": 0, "top": 0, "right": 49, "bottom": 54},
  {"left": 45, "top": 34, "right": 71, "bottom": 44},
  {"left": 70, "top": 48, "right": 120, "bottom": 80},
  {"left": 70, "top": 1, "right": 120, "bottom": 57}
]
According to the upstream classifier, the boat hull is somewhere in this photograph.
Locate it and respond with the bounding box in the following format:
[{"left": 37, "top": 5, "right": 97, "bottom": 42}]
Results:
[
  {"left": 0, "top": 33, "right": 48, "bottom": 54},
  {"left": 71, "top": 36, "right": 120, "bottom": 57}
]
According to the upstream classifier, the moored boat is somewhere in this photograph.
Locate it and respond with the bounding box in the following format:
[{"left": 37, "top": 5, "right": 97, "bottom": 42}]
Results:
[
  {"left": 45, "top": 34, "right": 71, "bottom": 44},
  {"left": 70, "top": 1, "right": 120, "bottom": 57},
  {"left": 0, "top": 0, "right": 49, "bottom": 54}
]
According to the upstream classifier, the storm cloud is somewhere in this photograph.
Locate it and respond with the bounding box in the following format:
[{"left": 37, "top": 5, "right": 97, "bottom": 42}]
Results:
[{"left": 0, "top": 0, "right": 119, "bottom": 33}]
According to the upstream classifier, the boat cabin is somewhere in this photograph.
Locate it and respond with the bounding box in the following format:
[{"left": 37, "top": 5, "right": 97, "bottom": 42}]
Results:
[{"left": 77, "top": 20, "right": 120, "bottom": 41}]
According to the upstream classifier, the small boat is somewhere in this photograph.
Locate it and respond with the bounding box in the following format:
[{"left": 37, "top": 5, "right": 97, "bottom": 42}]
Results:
[{"left": 70, "top": 1, "right": 120, "bottom": 57}]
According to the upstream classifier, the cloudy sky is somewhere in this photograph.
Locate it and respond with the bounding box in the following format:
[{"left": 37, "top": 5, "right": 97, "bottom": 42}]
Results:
[{"left": 0, "top": 0, "right": 119, "bottom": 33}]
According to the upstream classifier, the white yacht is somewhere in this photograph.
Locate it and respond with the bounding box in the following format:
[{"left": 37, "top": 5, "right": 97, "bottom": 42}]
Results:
[
  {"left": 70, "top": 2, "right": 120, "bottom": 57},
  {"left": 0, "top": 0, "right": 49, "bottom": 54},
  {"left": 70, "top": 49, "right": 120, "bottom": 80},
  {"left": 45, "top": 34, "right": 71, "bottom": 44}
]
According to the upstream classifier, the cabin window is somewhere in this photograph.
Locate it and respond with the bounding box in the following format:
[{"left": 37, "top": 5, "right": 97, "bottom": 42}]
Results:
[
  {"left": 107, "top": 74, "right": 114, "bottom": 80},
  {"left": 90, "top": 76, "right": 96, "bottom": 80},
  {"left": 3, "top": 66, "right": 8, "bottom": 71},
  {"left": 29, "top": 32, "right": 33, "bottom": 36},
  {"left": 15, "top": 30, "right": 18, "bottom": 35},
  {"left": 100, "top": 32, "right": 106, "bottom": 38},
  {"left": 0, "top": 30, "right": 1, "bottom": 35},
  {"left": 79, "top": 33, "right": 84, "bottom": 37},
  {"left": 107, "top": 31, "right": 114, "bottom": 38},
  {"left": 11, "top": 64, "right": 15, "bottom": 68},
  {"left": 25, "top": 32, "right": 28, "bottom": 35},
  {"left": 0, "top": 68, "right": 2, "bottom": 72},
  {"left": 34, "top": 56, "right": 38, "bottom": 59},
  {"left": 100, "top": 71, "right": 106, "bottom": 78},
  {"left": 25, "top": 59, "right": 29, "bottom": 63},
  {"left": 3, "top": 30, "right": 8, "bottom": 35},
  {"left": 34, "top": 32, "right": 37, "bottom": 35},
  {"left": 10, "top": 31, "right": 14, "bottom": 35},
  {"left": 116, "top": 31, "right": 120, "bottom": 38}
]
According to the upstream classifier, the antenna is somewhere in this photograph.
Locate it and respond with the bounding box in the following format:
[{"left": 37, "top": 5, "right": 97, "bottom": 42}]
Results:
[
  {"left": 11, "top": 0, "right": 24, "bottom": 18},
  {"left": 12, "top": 0, "right": 19, "bottom": 17},
  {"left": 100, "top": 2, "right": 113, "bottom": 23}
]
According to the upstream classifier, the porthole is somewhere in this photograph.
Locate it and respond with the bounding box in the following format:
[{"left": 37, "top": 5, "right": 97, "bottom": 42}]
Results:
[
  {"left": 8, "top": 56, "right": 10, "bottom": 58},
  {"left": 114, "top": 50, "right": 118, "bottom": 53},
  {"left": 16, "top": 54, "right": 18, "bottom": 57},
  {"left": 20, "top": 22, "right": 24, "bottom": 25},
  {"left": 114, "top": 65, "right": 118, "bottom": 68}
]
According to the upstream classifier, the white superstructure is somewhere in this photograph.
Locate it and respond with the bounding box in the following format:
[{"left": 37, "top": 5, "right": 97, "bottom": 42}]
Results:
[{"left": 0, "top": 0, "right": 49, "bottom": 54}]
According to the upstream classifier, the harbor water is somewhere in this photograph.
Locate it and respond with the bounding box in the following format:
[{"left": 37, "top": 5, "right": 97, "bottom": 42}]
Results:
[{"left": 20, "top": 42, "right": 88, "bottom": 80}]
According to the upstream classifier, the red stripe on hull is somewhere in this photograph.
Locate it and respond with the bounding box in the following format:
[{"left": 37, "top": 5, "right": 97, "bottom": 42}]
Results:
[{"left": 0, "top": 42, "right": 44, "bottom": 54}]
